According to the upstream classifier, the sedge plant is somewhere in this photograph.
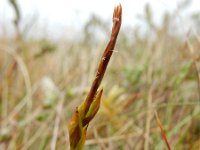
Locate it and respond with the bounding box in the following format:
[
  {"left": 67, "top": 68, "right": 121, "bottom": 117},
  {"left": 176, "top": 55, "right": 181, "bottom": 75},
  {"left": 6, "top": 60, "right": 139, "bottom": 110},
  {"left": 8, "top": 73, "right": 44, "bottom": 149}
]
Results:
[{"left": 68, "top": 4, "right": 122, "bottom": 150}]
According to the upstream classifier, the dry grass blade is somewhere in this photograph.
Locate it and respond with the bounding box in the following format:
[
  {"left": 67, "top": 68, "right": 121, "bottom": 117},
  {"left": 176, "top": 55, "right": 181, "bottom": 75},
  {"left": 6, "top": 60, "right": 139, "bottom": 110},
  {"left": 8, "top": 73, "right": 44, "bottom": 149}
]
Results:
[
  {"left": 186, "top": 39, "right": 200, "bottom": 102},
  {"left": 154, "top": 111, "right": 171, "bottom": 150},
  {"left": 68, "top": 4, "right": 122, "bottom": 150}
]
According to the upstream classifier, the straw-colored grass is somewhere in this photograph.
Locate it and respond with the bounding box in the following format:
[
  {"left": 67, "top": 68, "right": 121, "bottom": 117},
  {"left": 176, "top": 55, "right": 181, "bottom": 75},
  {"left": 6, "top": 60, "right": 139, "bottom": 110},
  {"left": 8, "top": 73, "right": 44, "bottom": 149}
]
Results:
[{"left": 0, "top": 2, "right": 200, "bottom": 150}]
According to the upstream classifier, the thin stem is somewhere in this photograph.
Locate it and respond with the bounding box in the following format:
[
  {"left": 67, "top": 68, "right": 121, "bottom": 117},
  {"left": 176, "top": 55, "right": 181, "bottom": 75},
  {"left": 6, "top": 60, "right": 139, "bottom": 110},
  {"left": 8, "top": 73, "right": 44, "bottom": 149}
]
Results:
[{"left": 84, "top": 4, "right": 122, "bottom": 115}]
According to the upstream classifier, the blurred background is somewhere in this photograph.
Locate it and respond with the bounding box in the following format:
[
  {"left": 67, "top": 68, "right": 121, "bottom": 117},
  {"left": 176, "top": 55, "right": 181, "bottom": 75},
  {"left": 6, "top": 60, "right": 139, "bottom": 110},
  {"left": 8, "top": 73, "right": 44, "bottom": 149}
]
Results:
[{"left": 0, "top": 0, "right": 200, "bottom": 149}]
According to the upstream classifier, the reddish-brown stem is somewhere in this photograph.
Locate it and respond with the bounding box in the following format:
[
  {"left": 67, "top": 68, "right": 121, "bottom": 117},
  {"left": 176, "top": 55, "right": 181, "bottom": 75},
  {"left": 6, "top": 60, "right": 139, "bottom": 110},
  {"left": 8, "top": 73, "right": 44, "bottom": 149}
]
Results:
[
  {"left": 155, "top": 111, "right": 171, "bottom": 150},
  {"left": 83, "top": 4, "right": 122, "bottom": 115}
]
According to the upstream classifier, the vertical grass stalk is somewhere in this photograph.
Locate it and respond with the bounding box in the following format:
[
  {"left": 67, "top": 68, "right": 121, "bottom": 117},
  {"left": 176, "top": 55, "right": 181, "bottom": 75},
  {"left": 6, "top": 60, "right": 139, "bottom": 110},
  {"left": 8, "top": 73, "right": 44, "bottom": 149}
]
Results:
[{"left": 68, "top": 4, "right": 122, "bottom": 150}]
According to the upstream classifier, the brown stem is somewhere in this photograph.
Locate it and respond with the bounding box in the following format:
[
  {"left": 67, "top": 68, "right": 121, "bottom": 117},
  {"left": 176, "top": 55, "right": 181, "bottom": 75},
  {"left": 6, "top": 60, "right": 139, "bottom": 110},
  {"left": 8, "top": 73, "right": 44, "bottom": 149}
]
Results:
[{"left": 84, "top": 4, "right": 122, "bottom": 115}]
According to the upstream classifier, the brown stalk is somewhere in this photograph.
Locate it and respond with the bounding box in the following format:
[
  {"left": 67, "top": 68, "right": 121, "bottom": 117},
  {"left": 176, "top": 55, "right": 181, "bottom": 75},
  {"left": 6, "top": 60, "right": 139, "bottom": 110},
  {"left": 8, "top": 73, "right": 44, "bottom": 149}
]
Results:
[
  {"left": 154, "top": 111, "right": 171, "bottom": 150},
  {"left": 68, "top": 4, "right": 122, "bottom": 149},
  {"left": 83, "top": 4, "right": 122, "bottom": 115}
]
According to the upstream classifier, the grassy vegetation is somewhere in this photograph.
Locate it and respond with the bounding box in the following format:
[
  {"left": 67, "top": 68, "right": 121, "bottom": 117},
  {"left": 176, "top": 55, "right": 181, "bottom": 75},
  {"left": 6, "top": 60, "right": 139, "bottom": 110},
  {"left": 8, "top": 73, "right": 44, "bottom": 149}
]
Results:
[{"left": 1, "top": 2, "right": 200, "bottom": 150}]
